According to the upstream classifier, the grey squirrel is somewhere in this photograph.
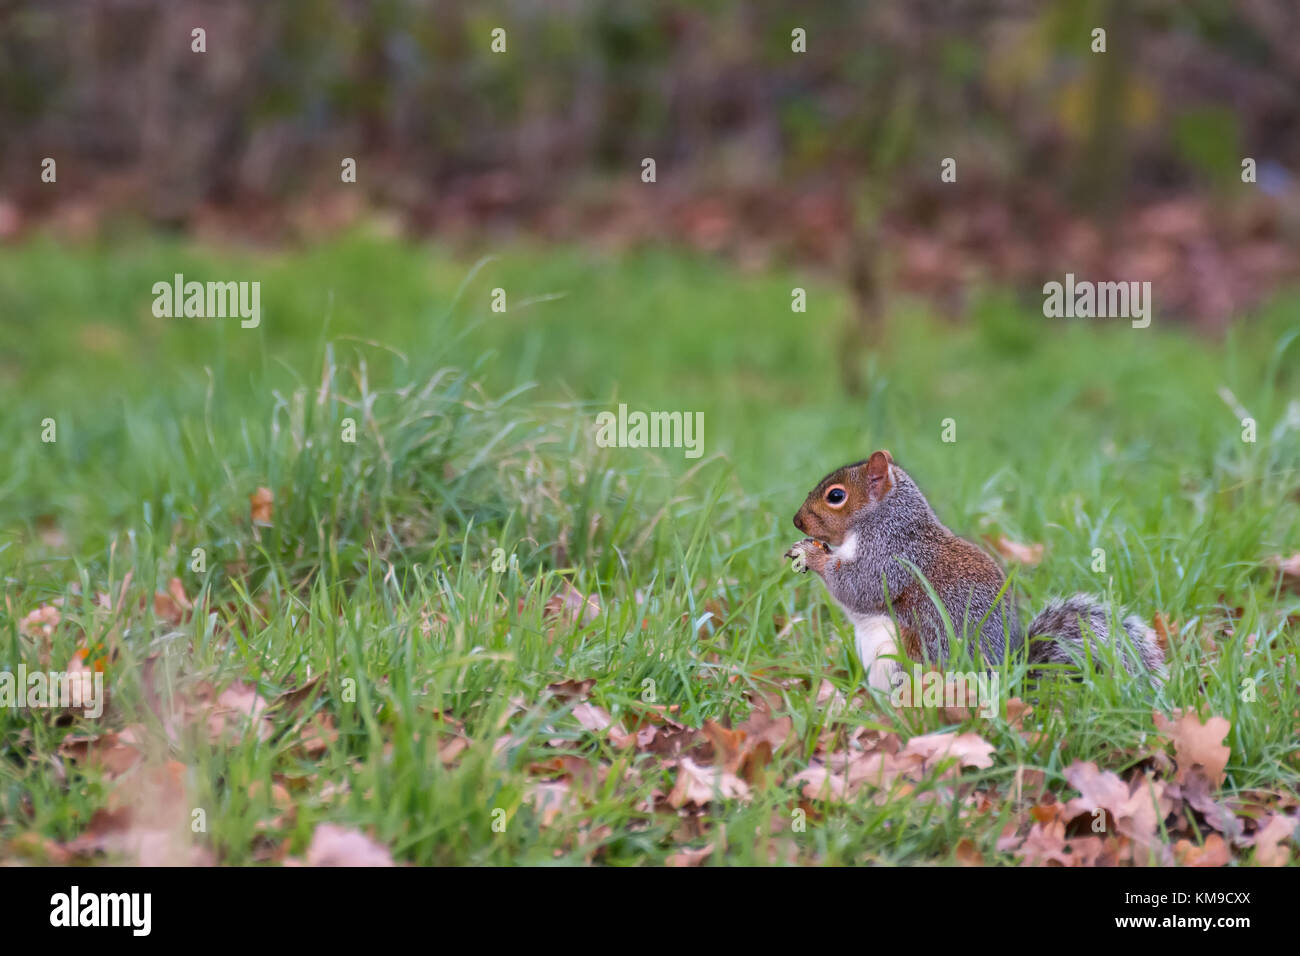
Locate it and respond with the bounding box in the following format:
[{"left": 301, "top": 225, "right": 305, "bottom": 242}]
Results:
[{"left": 784, "top": 450, "right": 1166, "bottom": 691}]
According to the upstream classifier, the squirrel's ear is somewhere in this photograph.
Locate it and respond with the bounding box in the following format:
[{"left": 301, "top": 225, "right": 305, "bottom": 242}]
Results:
[
  {"left": 866, "top": 449, "right": 892, "bottom": 474},
  {"left": 865, "top": 450, "right": 894, "bottom": 497}
]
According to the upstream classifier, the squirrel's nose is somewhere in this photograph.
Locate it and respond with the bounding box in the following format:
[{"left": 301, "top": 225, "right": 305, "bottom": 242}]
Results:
[{"left": 794, "top": 513, "right": 806, "bottom": 532}]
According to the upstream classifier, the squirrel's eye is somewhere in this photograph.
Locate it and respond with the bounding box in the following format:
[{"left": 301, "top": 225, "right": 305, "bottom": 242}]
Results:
[{"left": 825, "top": 486, "right": 846, "bottom": 506}]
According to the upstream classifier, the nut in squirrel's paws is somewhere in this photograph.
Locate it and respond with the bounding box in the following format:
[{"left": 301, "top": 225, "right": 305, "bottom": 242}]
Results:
[{"left": 784, "top": 537, "right": 829, "bottom": 572}]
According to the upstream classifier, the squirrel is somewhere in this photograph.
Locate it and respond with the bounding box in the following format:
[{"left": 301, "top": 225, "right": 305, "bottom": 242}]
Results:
[{"left": 784, "top": 450, "right": 1166, "bottom": 692}]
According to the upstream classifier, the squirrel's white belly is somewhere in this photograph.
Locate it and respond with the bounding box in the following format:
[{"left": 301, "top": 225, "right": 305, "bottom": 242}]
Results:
[{"left": 843, "top": 611, "right": 901, "bottom": 692}]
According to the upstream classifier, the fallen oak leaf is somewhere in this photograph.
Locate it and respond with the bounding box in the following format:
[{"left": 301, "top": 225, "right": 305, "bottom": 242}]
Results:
[
  {"left": 1227, "top": 787, "right": 1299, "bottom": 819},
  {"left": 566, "top": 699, "right": 641, "bottom": 748},
  {"left": 152, "top": 578, "right": 193, "bottom": 626},
  {"left": 543, "top": 580, "right": 600, "bottom": 627},
  {"left": 622, "top": 704, "right": 697, "bottom": 755},
  {"left": 1174, "top": 834, "right": 1231, "bottom": 867},
  {"left": 571, "top": 701, "right": 612, "bottom": 734},
  {"left": 5, "top": 831, "right": 73, "bottom": 864},
  {"left": 1152, "top": 710, "right": 1231, "bottom": 786},
  {"left": 667, "top": 756, "right": 751, "bottom": 808},
  {"left": 1012, "top": 815, "right": 1126, "bottom": 868},
  {"left": 250, "top": 487, "right": 274, "bottom": 525},
  {"left": 1012, "top": 766, "right": 1049, "bottom": 806},
  {"left": 298, "top": 712, "right": 338, "bottom": 757},
  {"left": 1015, "top": 819, "right": 1074, "bottom": 866},
  {"left": 1004, "top": 698, "right": 1033, "bottom": 731},
  {"left": 63, "top": 760, "right": 213, "bottom": 866},
  {"left": 1054, "top": 834, "right": 1122, "bottom": 868},
  {"left": 304, "top": 824, "right": 394, "bottom": 866},
  {"left": 546, "top": 678, "right": 596, "bottom": 700},
  {"left": 606, "top": 722, "right": 639, "bottom": 749},
  {"left": 739, "top": 740, "right": 775, "bottom": 786},
  {"left": 665, "top": 843, "right": 715, "bottom": 867},
  {"left": 700, "top": 719, "right": 747, "bottom": 773},
  {"left": 58, "top": 727, "right": 145, "bottom": 778},
  {"left": 734, "top": 696, "right": 795, "bottom": 755},
  {"left": 954, "top": 838, "right": 984, "bottom": 866},
  {"left": 204, "top": 680, "right": 272, "bottom": 742},
  {"left": 1063, "top": 762, "right": 1174, "bottom": 852},
  {"left": 901, "top": 730, "right": 996, "bottom": 771},
  {"left": 274, "top": 671, "right": 328, "bottom": 713},
  {"left": 527, "top": 754, "right": 603, "bottom": 785},
  {"left": 792, "top": 750, "right": 920, "bottom": 802},
  {"left": 1173, "top": 769, "right": 1242, "bottom": 844},
  {"left": 1251, "top": 813, "right": 1296, "bottom": 867},
  {"left": 641, "top": 721, "right": 699, "bottom": 756},
  {"left": 1061, "top": 761, "right": 1130, "bottom": 823},
  {"left": 62, "top": 806, "right": 134, "bottom": 860},
  {"left": 438, "top": 735, "right": 470, "bottom": 765},
  {"left": 525, "top": 781, "right": 574, "bottom": 828},
  {"left": 814, "top": 678, "right": 847, "bottom": 714},
  {"left": 997, "top": 821, "right": 1026, "bottom": 853},
  {"left": 250, "top": 779, "right": 296, "bottom": 833},
  {"left": 1030, "top": 802, "right": 1061, "bottom": 824},
  {"left": 623, "top": 702, "right": 683, "bottom": 726},
  {"left": 19, "top": 604, "right": 61, "bottom": 639}
]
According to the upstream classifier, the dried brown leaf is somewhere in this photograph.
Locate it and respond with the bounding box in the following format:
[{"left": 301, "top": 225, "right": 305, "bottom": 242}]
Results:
[
  {"left": 543, "top": 581, "right": 600, "bottom": 627},
  {"left": 1174, "top": 834, "right": 1231, "bottom": 867},
  {"left": 1252, "top": 813, "right": 1296, "bottom": 866},
  {"left": 665, "top": 844, "right": 715, "bottom": 867},
  {"left": 1152, "top": 710, "right": 1231, "bottom": 786},
  {"left": 250, "top": 487, "right": 274, "bottom": 525},
  {"left": 667, "top": 756, "right": 751, "bottom": 808},
  {"left": 305, "top": 824, "right": 394, "bottom": 866}
]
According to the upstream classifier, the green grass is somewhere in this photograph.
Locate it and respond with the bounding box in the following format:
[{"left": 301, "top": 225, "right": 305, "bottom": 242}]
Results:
[{"left": 1, "top": 230, "right": 1298, "bottom": 865}]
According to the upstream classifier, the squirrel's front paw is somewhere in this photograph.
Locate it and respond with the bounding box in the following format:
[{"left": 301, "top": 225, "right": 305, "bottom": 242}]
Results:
[{"left": 784, "top": 537, "right": 829, "bottom": 573}]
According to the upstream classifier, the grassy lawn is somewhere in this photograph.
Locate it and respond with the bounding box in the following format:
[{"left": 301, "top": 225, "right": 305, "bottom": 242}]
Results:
[{"left": 1, "top": 231, "right": 1298, "bottom": 865}]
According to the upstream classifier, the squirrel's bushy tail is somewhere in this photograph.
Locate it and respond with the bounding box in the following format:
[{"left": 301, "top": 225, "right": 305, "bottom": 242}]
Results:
[{"left": 1027, "top": 594, "right": 1166, "bottom": 685}]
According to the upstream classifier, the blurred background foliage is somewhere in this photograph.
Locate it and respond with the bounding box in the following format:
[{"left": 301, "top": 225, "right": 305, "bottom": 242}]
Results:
[{"left": 1, "top": 0, "right": 1299, "bottom": 336}]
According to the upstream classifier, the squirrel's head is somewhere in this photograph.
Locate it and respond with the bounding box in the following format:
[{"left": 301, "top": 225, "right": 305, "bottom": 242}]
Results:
[{"left": 792, "top": 449, "right": 895, "bottom": 546}]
